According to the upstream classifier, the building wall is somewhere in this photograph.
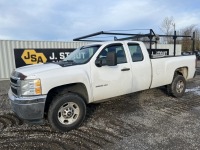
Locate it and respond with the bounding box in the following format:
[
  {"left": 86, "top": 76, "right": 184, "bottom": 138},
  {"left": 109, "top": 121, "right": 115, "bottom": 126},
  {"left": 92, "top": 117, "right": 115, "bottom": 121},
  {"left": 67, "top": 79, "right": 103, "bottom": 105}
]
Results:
[
  {"left": 152, "top": 44, "right": 182, "bottom": 55},
  {"left": 0, "top": 40, "right": 182, "bottom": 80},
  {"left": 146, "top": 43, "right": 182, "bottom": 55},
  {"left": 0, "top": 40, "right": 89, "bottom": 80}
]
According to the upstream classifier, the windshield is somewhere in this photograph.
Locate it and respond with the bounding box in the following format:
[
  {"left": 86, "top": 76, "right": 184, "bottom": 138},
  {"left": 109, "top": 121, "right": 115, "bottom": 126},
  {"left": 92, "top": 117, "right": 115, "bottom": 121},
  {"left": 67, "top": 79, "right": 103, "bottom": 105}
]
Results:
[{"left": 63, "top": 45, "right": 101, "bottom": 64}]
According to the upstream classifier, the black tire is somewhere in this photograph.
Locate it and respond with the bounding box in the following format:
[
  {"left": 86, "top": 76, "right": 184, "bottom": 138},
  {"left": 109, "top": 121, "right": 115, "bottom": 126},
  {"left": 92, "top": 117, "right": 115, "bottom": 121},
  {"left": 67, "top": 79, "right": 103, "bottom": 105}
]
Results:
[
  {"left": 48, "top": 93, "right": 86, "bottom": 132},
  {"left": 167, "top": 75, "right": 186, "bottom": 98}
]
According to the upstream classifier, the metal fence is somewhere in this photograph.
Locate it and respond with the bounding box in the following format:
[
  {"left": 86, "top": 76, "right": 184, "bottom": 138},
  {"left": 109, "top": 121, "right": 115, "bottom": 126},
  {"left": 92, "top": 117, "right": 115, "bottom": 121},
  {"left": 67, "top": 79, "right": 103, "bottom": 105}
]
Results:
[{"left": 0, "top": 40, "right": 89, "bottom": 80}]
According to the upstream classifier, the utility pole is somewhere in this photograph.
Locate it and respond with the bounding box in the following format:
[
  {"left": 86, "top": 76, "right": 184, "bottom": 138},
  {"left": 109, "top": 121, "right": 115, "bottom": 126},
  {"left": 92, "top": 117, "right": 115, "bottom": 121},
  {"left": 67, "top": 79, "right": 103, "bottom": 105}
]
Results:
[{"left": 172, "top": 23, "right": 175, "bottom": 32}]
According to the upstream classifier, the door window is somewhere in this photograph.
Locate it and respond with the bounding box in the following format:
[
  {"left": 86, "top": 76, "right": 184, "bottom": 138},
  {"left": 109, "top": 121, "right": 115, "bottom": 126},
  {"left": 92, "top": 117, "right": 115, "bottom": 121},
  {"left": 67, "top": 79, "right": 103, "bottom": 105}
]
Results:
[
  {"left": 128, "top": 44, "right": 144, "bottom": 62},
  {"left": 98, "top": 44, "right": 127, "bottom": 64}
]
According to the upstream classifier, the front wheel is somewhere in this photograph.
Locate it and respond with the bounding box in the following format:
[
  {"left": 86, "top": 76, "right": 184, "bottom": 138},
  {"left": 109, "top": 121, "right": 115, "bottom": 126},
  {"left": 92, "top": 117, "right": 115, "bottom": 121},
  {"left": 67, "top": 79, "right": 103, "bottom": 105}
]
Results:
[
  {"left": 167, "top": 75, "right": 186, "bottom": 98},
  {"left": 48, "top": 93, "right": 86, "bottom": 132}
]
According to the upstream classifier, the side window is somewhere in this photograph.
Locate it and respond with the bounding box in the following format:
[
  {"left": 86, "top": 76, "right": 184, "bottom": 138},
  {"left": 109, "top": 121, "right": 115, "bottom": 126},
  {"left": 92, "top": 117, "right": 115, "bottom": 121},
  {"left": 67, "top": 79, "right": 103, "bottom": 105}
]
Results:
[
  {"left": 128, "top": 44, "right": 144, "bottom": 62},
  {"left": 98, "top": 44, "right": 127, "bottom": 64}
]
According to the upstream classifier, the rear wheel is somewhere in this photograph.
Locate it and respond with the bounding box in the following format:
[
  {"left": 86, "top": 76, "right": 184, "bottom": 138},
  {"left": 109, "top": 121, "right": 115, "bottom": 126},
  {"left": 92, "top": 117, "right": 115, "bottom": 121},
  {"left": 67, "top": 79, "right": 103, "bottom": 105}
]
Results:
[
  {"left": 48, "top": 93, "right": 86, "bottom": 132},
  {"left": 167, "top": 75, "right": 186, "bottom": 98}
]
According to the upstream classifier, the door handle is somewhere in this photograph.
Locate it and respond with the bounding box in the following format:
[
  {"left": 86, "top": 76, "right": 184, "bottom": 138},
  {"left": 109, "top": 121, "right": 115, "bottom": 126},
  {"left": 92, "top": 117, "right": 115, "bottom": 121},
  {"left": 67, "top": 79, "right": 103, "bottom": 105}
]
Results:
[{"left": 121, "top": 68, "right": 130, "bottom": 71}]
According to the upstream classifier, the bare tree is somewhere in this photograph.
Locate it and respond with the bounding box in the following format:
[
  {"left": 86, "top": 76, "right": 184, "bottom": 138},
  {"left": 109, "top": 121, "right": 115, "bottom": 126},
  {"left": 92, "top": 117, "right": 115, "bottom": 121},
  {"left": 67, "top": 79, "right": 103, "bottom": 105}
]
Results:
[
  {"left": 179, "top": 25, "right": 196, "bottom": 51},
  {"left": 159, "top": 17, "right": 200, "bottom": 51},
  {"left": 160, "top": 16, "right": 175, "bottom": 44},
  {"left": 194, "top": 28, "right": 200, "bottom": 50}
]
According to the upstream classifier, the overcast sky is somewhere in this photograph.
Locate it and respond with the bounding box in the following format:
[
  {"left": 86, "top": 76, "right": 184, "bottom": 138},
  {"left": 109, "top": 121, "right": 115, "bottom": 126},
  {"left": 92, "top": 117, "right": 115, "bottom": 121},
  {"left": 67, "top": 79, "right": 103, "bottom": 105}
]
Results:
[{"left": 0, "top": 0, "right": 200, "bottom": 41}]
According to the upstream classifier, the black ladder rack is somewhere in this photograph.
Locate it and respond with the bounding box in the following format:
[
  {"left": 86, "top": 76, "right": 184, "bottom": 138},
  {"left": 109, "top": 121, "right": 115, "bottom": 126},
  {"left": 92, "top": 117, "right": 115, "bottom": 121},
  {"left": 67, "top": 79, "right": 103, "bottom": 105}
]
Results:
[{"left": 73, "top": 29, "right": 195, "bottom": 56}]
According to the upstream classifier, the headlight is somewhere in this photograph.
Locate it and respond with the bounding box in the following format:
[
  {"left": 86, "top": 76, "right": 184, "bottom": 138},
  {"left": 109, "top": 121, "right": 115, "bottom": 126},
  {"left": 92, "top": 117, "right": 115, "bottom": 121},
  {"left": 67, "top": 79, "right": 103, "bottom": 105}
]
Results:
[{"left": 20, "top": 79, "right": 42, "bottom": 96}]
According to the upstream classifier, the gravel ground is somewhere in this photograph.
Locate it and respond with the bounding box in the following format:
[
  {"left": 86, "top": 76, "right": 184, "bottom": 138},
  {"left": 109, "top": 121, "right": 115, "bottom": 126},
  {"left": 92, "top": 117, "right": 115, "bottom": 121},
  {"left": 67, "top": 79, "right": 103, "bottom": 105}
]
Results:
[{"left": 0, "top": 61, "right": 200, "bottom": 150}]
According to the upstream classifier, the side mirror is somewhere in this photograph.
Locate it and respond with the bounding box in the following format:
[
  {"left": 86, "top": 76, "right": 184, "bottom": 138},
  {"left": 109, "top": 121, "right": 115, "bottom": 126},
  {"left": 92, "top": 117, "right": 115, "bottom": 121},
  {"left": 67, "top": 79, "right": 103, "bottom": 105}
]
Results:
[
  {"left": 106, "top": 52, "right": 117, "bottom": 66},
  {"left": 95, "top": 57, "right": 107, "bottom": 67},
  {"left": 95, "top": 59, "right": 102, "bottom": 67},
  {"left": 95, "top": 52, "right": 117, "bottom": 67}
]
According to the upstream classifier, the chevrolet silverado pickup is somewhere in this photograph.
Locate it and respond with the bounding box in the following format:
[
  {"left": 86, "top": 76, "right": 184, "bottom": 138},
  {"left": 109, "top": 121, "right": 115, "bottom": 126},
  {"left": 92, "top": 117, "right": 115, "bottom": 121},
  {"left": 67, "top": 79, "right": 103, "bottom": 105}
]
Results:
[{"left": 8, "top": 41, "right": 196, "bottom": 132}]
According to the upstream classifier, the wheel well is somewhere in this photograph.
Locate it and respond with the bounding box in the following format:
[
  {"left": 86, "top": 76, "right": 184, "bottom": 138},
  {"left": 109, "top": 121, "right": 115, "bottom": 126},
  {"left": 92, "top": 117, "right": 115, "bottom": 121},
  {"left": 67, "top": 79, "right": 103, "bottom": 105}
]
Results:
[
  {"left": 44, "top": 83, "right": 88, "bottom": 114},
  {"left": 174, "top": 67, "right": 188, "bottom": 79}
]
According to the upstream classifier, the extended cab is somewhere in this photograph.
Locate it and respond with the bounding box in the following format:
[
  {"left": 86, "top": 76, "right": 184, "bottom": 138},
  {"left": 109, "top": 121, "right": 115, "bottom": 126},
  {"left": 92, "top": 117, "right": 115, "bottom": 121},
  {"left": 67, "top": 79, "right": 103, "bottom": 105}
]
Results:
[{"left": 8, "top": 41, "right": 196, "bottom": 132}]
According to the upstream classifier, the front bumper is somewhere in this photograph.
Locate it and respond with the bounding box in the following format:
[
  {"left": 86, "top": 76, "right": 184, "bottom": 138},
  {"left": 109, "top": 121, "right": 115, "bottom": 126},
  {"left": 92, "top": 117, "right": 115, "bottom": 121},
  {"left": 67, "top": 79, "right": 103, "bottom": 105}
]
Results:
[{"left": 8, "top": 89, "right": 47, "bottom": 121}]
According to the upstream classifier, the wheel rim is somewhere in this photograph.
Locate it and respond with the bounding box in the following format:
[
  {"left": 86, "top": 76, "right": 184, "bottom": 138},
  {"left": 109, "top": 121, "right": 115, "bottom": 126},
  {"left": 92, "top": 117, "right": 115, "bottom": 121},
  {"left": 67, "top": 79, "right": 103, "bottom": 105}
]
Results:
[
  {"left": 58, "top": 102, "right": 80, "bottom": 125},
  {"left": 176, "top": 80, "right": 184, "bottom": 93}
]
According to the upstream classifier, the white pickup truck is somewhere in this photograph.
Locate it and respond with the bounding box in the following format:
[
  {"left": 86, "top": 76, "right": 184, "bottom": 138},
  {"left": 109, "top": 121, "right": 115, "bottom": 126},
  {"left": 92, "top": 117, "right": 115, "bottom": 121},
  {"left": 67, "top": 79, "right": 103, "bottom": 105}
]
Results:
[{"left": 8, "top": 41, "right": 196, "bottom": 132}]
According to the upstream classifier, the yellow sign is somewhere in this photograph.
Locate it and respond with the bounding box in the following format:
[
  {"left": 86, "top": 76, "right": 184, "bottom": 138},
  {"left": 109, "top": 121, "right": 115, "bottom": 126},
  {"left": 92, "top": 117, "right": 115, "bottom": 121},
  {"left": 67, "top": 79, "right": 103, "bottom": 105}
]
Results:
[{"left": 21, "top": 49, "right": 47, "bottom": 64}]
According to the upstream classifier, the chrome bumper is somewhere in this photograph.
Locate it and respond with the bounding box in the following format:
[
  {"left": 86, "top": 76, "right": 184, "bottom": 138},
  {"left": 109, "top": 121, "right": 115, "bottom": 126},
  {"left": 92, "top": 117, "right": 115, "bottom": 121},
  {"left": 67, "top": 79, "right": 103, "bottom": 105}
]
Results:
[{"left": 8, "top": 89, "right": 47, "bottom": 121}]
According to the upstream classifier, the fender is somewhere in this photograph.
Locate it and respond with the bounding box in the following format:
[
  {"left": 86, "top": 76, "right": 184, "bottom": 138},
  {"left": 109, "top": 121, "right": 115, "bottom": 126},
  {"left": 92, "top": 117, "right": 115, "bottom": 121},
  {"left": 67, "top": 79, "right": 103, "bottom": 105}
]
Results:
[{"left": 34, "top": 64, "right": 93, "bottom": 103}]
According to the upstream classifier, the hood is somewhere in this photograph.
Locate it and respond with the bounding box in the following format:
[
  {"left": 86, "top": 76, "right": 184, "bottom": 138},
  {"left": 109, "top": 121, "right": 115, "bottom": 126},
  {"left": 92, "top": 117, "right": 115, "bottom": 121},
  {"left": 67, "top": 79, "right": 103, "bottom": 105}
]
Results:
[{"left": 15, "top": 63, "right": 61, "bottom": 76}]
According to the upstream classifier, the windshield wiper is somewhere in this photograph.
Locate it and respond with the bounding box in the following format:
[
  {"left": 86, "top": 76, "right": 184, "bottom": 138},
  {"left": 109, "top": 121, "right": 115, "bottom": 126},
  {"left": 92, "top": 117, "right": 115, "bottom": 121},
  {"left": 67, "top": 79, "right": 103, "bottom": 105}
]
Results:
[
  {"left": 58, "top": 60, "right": 77, "bottom": 67},
  {"left": 63, "top": 60, "right": 75, "bottom": 63}
]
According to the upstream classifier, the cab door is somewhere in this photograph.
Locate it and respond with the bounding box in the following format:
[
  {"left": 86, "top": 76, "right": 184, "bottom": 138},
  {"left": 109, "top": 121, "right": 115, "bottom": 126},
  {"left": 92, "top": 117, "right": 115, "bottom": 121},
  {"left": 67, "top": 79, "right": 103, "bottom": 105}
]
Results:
[
  {"left": 91, "top": 43, "right": 133, "bottom": 101},
  {"left": 126, "top": 43, "right": 152, "bottom": 92}
]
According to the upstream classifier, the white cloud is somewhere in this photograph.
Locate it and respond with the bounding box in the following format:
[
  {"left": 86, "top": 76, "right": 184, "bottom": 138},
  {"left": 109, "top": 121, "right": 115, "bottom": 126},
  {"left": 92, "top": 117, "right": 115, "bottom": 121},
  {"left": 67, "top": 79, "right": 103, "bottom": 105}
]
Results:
[
  {"left": 0, "top": 0, "right": 199, "bottom": 40},
  {"left": 175, "top": 12, "right": 200, "bottom": 29}
]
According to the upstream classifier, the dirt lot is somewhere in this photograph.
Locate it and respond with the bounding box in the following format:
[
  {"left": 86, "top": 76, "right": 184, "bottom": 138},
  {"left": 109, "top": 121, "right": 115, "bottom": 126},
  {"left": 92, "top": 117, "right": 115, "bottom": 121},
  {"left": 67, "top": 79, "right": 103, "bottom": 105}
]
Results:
[{"left": 0, "top": 62, "right": 200, "bottom": 150}]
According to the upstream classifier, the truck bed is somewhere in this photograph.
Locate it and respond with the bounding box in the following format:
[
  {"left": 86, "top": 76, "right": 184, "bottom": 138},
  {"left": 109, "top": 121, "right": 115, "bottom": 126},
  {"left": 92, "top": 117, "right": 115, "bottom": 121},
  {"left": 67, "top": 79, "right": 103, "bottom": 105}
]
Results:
[{"left": 150, "top": 55, "right": 196, "bottom": 88}]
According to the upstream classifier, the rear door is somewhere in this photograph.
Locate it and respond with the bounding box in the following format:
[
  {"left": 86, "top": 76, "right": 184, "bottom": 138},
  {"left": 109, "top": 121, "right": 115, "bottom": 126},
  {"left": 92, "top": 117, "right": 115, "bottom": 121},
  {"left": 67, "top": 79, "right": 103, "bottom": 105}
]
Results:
[
  {"left": 91, "top": 43, "right": 133, "bottom": 101},
  {"left": 126, "top": 43, "right": 152, "bottom": 92}
]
